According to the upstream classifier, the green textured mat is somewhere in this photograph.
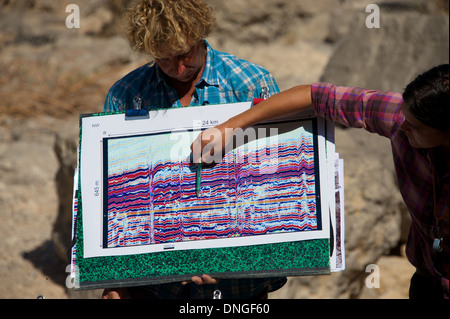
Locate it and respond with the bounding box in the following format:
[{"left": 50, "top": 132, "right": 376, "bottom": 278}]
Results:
[{"left": 75, "top": 190, "right": 330, "bottom": 289}]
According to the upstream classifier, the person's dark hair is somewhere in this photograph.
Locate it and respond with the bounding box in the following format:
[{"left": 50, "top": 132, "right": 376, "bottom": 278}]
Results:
[{"left": 403, "top": 64, "right": 449, "bottom": 131}]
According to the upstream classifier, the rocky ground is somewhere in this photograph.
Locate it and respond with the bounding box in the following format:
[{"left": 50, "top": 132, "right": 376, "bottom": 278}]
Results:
[{"left": 0, "top": 0, "right": 448, "bottom": 299}]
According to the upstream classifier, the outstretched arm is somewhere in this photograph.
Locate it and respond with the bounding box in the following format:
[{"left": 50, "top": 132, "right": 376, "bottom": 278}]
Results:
[
  {"left": 191, "top": 85, "right": 313, "bottom": 163},
  {"left": 187, "top": 85, "right": 313, "bottom": 285}
]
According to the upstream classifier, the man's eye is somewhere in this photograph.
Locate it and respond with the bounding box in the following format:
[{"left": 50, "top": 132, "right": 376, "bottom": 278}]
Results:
[{"left": 179, "top": 52, "right": 191, "bottom": 59}]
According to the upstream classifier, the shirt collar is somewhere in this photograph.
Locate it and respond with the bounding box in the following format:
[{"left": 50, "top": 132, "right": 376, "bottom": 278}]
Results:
[
  {"left": 154, "top": 64, "right": 167, "bottom": 87},
  {"left": 199, "top": 40, "right": 220, "bottom": 88}
]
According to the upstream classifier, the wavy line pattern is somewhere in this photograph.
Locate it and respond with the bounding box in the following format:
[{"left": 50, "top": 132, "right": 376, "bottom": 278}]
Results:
[{"left": 105, "top": 126, "right": 317, "bottom": 248}]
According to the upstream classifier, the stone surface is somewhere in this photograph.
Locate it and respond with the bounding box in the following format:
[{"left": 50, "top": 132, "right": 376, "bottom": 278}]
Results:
[{"left": 0, "top": 0, "right": 447, "bottom": 299}]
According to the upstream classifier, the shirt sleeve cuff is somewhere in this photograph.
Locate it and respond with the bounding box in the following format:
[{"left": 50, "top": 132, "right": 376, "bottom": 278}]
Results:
[{"left": 311, "top": 82, "right": 333, "bottom": 119}]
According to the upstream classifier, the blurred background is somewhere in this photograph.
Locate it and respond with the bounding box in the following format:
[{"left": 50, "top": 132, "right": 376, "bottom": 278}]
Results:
[{"left": 0, "top": 0, "right": 448, "bottom": 299}]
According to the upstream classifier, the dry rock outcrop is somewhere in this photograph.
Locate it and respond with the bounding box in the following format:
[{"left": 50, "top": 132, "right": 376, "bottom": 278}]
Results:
[{"left": 0, "top": 0, "right": 448, "bottom": 299}]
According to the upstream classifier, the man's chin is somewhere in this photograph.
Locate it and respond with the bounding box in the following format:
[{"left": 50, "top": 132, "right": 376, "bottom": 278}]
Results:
[
  {"left": 407, "top": 137, "right": 432, "bottom": 149},
  {"left": 406, "top": 136, "right": 421, "bottom": 149},
  {"left": 172, "top": 72, "right": 195, "bottom": 83}
]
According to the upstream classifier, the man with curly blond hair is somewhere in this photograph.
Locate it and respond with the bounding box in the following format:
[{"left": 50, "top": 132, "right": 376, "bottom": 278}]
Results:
[{"left": 102, "top": 0, "right": 286, "bottom": 299}]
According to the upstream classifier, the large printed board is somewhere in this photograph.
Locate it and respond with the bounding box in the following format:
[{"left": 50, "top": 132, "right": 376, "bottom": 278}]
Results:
[{"left": 71, "top": 102, "right": 343, "bottom": 289}]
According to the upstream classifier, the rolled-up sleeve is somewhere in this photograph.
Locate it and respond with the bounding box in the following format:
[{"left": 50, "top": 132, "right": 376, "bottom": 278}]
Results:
[{"left": 311, "top": 82, "right": 404, "bottom": 139}]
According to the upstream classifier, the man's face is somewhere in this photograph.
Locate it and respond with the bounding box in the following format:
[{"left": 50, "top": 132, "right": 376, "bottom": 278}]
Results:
[
  {"left": 400, "top": 103, "right": 449, "bottom": 149},
  {"left": 155, "top": 42, "right": 206, "bottom": 83}
]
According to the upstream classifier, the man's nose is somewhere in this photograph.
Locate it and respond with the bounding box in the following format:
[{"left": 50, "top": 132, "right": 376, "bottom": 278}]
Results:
[
  {"left": 176, "top": 62, "right": 186, "bottom": 76},
  {"left": 171, "top": 58, "right": 186, "bottom": 76}
]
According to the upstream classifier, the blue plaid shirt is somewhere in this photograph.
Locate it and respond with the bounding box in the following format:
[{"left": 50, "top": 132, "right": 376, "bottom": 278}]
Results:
[
  {"left": 103, "top": 40, "right": 286, "bottom": 299},
  {"left": 104, "top": 40, "right": 279, "bottom": 111}
]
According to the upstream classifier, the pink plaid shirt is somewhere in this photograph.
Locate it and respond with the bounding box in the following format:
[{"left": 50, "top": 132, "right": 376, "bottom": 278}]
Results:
[{"left": 312, "top": 82, "right": 449, "bottom": 297}]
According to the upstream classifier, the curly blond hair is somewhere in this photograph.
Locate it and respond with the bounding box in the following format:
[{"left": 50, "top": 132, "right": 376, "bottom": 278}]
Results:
[{"left": 126, "top": 0, "right": 216, "bottom": 60}]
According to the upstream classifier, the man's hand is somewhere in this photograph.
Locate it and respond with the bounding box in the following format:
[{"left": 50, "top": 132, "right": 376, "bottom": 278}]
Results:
[
  {"left": 182, "top": 274, "right": 220, "bottom": 286},
  {"left": 190, "top": 122, "right": 233, "bottom": 165},
  {"left": 102, "top": 288, "right": 131, "bottom": 299}
]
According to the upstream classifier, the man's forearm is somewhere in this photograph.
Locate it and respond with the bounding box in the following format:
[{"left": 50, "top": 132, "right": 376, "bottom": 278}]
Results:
[{"left": 225, "top": 85, "right": 313, "bottom": 130}]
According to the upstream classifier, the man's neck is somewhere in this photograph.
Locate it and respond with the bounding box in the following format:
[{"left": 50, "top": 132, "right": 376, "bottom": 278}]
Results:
[{"left": 167, "top": 77, "right": 197, "bottom": 106}]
